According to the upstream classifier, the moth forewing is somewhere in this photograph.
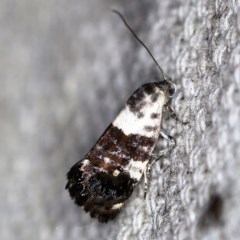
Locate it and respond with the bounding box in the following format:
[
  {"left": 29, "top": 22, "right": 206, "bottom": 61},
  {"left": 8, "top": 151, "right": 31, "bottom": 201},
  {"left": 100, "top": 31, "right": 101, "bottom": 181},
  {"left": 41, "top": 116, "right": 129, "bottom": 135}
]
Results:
[{"left": 66, "top": 81, "right": 175, "bottom": 222}]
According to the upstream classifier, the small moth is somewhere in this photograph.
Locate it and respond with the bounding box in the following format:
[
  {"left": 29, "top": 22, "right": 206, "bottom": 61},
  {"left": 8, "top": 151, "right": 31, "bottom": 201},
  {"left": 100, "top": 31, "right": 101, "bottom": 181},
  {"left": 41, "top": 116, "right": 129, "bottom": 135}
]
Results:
[{"left": 66, "top": 10, "right": 184, "bottom": 223}]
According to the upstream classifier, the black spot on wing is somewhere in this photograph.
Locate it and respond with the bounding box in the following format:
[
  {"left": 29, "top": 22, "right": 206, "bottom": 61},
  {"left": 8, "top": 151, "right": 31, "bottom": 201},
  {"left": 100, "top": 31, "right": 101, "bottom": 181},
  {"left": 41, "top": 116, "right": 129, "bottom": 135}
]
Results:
[
  {"left": 144, "top": 125, "right": 158, "bottom": 132},
  {"left": 127, "top": 82, "right": 159, "bottom": 113},
  {"left": 151, "top": 92, "right": 160, "bottom": 102},
  {"left": 66, "top": 162, "right": 137, "bottom": 223},
  {"left": 143, "top": 83, "right": 157, "bottom": 95},
  {"left": 88, "top": 171, "right": 135, "bottom": 200},
  {"left": 128, "top": 99, "right": 146, "bottom": 113},
  {"left": 151, "top": 113, "right": 160, "bottom": 119},
  {"left": 137, "top": 112, "right": 144, "bottom": 118},
  {"left": 65, "top": 162, "right": 88, "bottom": 206}
]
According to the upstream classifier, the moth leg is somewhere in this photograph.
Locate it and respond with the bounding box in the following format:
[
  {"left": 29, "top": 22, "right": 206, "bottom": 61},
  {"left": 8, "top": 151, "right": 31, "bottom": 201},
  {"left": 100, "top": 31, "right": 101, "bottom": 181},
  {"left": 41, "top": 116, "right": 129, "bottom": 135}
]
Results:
[
  {"left": 158, "top": 130, "right": 176, "bottom": 157},
  {"left": 144, "top": 161, "right": 153, "bottom": 199},
  {"left": 144, "top": 130, "right": 176, "bottom": 198},
  {"left": 143, "top": 166, "right": 148, "bottom": 199},
  {"left": 164, "top": 104, "right": 189, "bottom": 125}
]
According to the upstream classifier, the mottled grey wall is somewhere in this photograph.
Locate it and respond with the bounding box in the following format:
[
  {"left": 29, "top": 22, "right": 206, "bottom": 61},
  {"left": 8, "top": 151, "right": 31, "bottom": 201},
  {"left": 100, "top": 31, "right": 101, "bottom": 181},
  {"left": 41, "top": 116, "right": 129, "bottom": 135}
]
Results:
[{"left": 1, "top": 0, "right": 240, "bottom": 240}]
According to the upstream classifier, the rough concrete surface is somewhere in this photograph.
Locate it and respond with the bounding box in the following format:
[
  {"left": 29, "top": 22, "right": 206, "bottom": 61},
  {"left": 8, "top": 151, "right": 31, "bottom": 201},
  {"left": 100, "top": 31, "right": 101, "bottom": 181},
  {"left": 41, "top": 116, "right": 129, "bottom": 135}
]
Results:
[{"left": 1, "top": 0, "right": 240, "bottom": 239}]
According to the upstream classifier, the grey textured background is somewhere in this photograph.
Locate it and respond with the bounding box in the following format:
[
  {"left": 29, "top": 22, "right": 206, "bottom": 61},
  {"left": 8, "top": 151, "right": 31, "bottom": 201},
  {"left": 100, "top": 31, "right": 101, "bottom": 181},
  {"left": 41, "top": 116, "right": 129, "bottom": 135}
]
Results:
[{"left": 1, "top": 0, "right": 240, "bottom": 240}]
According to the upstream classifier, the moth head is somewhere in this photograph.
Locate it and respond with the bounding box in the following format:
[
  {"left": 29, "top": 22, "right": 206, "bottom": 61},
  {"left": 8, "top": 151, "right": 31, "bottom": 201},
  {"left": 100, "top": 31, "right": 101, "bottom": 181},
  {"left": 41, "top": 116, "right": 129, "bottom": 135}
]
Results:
[{"left": 159, "top": 78, "right": 176, "bottom": 99}]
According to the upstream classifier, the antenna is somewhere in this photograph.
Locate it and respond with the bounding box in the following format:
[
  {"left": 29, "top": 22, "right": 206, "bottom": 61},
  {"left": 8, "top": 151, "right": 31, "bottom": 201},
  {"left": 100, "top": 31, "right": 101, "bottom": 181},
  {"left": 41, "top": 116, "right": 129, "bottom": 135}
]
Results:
[{"left": 112, "top": 9, "right": 167, "bottom": 81}]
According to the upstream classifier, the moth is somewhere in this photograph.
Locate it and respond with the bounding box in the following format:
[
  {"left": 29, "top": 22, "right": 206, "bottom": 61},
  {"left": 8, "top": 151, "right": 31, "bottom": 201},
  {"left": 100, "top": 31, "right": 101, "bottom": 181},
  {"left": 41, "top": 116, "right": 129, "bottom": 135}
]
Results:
[{"left": 66, "top": 10, "right": 184, "bottom": 223}]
